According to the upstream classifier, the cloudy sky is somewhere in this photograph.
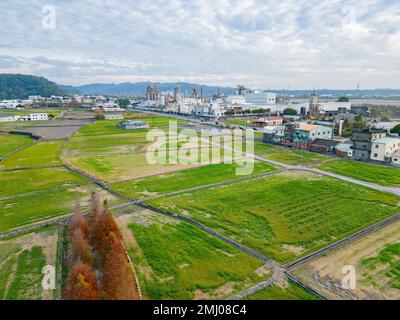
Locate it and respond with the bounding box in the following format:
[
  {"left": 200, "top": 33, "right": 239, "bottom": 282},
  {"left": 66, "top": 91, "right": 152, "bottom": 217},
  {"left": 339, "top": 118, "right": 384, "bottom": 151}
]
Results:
[{"left": 0, "top": 0, "right": 399, "bottom": 89}]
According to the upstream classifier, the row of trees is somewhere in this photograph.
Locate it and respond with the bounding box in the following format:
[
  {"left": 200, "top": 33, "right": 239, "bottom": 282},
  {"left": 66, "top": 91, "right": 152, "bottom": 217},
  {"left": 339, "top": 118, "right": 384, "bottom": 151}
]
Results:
[{"left": 64, "top": 193, "right": 138, "bottom": 300}]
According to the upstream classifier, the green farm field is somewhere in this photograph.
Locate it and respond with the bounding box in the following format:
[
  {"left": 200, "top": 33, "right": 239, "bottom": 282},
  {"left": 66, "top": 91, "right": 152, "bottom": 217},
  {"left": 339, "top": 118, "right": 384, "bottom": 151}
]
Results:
[
  {"left": 146, "top": 171, "right": 400, "bottom": 263},
  {"left": 292, "top": 219, "right": 400, "bottom": 299},
  {"left": 0, "top": 140, "right": 64, "bottom": 169},
  {"left": 0, "top": 185, "right": 120, "bottom": 233},
  {"left": 316, "top": 159, "right": 400, "bottom": 186},
  {"left": 252, "top": 142, "right": 328, "bottom": 165},
  {"left": 66, "top": 120, "right": 243, "bottom": 182},
  {"left": 0, "top": 228, "right": 60, "bottom": 300},
  {"left": 0, "top": 167, "right": 88, "bottom": 199},
  {"left": 232, "top": 142, "right": 329, "bottom": 165},
  {"left": 114, "top": 206, "right": 269, "bottom": 300},
  {"left": 244, "top": 281, "right": 320, "bottom": 300},
  {"left": 361, "top": 242, "right": 400, "bottom": 291},
  {"left": 110, "top": 161, "right": 277, "bottom": 199},
  {"left": 0, "top": 134, "right": 33, "bottom": 158}
]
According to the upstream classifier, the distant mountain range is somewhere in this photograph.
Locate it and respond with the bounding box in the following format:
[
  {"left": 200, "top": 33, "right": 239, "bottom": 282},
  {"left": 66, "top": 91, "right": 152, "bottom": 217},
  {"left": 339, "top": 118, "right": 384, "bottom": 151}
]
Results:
[
  {"left": 61, "top": 82, "right": 400, "bottom": 99},
  {"left": 60, "top": 82, "right": 237, "bottom": 97},
  {"left": 2, "top": 74, "right": 400, "bottom": 100}
]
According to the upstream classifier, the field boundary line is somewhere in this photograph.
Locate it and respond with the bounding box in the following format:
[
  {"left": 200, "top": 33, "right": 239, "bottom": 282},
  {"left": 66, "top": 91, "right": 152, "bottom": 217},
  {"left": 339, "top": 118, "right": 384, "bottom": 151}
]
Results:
[
  {"left": 284, "top": 212, "right": 400, "bottom": 270},
  {"left": 228, "top": 278, "right": 275, "bottom": 300},
  {"left": 136, "top": 169, "right": 287, "bottom": 202},
  {"left": 138, "top": 202, "right": 279, "bottom": 267},
  {"left": 64, "top": 163, "right": 280, "bottom": 266},
  {"left": 0, "top": 138, "right": 38, "bottom": 162},
  {"left": 284, "top": 271, "right": 330, "bottom": 300},
  {"left": 0, "top": 164, "right": 64, "bottom": 172}
]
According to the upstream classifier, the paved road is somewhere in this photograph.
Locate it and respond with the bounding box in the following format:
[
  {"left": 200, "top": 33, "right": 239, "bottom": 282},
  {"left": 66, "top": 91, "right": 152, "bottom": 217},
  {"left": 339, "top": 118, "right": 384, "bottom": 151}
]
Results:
[
  {"left": 302, "top": 167, "right": 400, "bottom": 197},
  {"left": 221, "top": 143, "right": 400, "bottom": 197}
]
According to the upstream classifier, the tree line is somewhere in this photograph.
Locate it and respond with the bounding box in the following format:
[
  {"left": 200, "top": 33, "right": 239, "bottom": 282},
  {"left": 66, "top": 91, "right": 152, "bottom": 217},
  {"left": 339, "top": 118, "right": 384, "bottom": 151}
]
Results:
[{"left": 63, "top": 192, "right": 139, "bottom": 300}]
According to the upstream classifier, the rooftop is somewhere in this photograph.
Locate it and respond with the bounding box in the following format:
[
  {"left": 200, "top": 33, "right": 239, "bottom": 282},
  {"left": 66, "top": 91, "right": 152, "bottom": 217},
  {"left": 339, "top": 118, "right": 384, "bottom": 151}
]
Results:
[
  {"left": 374, "top": 137, "right": 400, "bottom": 144},
  {"left": 254, "top": 116, "right": 283, "bottom": 122}
]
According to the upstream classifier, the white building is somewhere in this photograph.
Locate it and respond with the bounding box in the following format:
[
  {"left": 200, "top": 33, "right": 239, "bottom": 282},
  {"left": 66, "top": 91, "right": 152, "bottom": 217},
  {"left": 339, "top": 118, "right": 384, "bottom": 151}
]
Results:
[
  {"left": 102, "top": 107, "right": 125, "bottom": 112},
  {"left": 30, "top": 113, "right": 49, "bottom": 121},
  {"left": 226, "top": 95, "right": 246, "bottom": 104},
  {"left": 0, "top": 100, "right": 19, "bottom": 109},
  {"left": 104, "top": 114, "right": 124, "bottom": 120},
  {"left": 253, "top": 116, "right": 283, "bottom": 127},
  {"left": 392, "top": 150, "right": 400, "bottom": 166},
  {"left": 209, "top": 102, "right": 225, "bottom": 118},
  {"left": 370, "top": 137, "right": 400, "bottom": 163},
  {"left": 245, "top": 92, "right": 276, "bottom": 105},
  {"left": 179, "top": 104, "right": 195, "bottom": 114},
  {"left": 0, "top": 114, "right": 16, "bottom": 122}
]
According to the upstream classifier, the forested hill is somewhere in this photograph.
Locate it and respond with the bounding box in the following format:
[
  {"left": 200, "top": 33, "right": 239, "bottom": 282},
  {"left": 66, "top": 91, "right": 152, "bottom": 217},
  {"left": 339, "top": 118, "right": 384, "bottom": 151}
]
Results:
[{"left": 0, "top": 74, "right": 67, "bottom": 99}]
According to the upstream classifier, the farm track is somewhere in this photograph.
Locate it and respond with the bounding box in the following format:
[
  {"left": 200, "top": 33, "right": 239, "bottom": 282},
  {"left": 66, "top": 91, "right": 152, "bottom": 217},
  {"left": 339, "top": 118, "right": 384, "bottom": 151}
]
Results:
[{"left": 222, "top": 142, "right": 400, "bottom": 197}]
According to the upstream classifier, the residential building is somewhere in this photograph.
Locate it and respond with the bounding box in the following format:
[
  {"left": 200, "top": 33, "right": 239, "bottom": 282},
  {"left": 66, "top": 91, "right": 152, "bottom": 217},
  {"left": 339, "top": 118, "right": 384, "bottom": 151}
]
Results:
[
  {"left": 263, "top": 126, "right": 285, "bottom": 144},
  {"left": 309, "top": 139, "right": 339, "bottom": 154},
  {"left": 292, "top": 123, "right": 333, "bottom": 149},
  {"left": 282, "top": 123, "right": 297, "bottom": 146},
  {"left": 370, "top": 137, "right": 400, "bottom": 163},
  {"left": 252, "top": 116, "right": 283, "bottom": 128},
  {"left": 30, "top": 113, "right": 48, "bottom": 121},
  {"left": 335, "top": 140, "right": 353, "bottom": 158},
  {"left": 352, "top": 128, "right": 387, "bottom": 161},
  {"left": 392, "top": 150, "right": 400, "bottom": 166}
]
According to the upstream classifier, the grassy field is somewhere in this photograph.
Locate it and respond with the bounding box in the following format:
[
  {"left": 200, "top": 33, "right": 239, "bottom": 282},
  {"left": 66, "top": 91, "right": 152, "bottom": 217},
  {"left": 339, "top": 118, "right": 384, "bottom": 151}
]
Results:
[
  {"left": 361, "top": 243, "right": 400, "bottom": 291},
  {"left": 224, "top": 119, "right": 252, "bottom": 126},
  {"left": 0, "top": 167, "right": 88, "bottom": 199},
  {"left": 110, "top": 161, "right": 277, "bottom": 199},
  {"left": 0, "top": 108, "right": 63, "bottom": 117},
  {"left": 316, "top": 159, "right": 400, "bottom": 186},
  {"left": 0, "top": 183, "right": 117, "bottom": 233},
  {"left": 146, "top": 171, "right": 400, "bottom": 263},
  {"left": 114, "top": 206, "right": 269, "bottom": 300},
  {"left": 244, "top": 281, "right": 320, "bottom": 300},
  {"left": 0, "top": 141, "right": 64, "bottom": 169},
  {"left": 251, "top": 142, "right": 328, "bottom": 165},
  {"left": 293, "top": 219, "right": 400, "bottom": 300},
  {"left": 0, "top": 134, "right": 33, "bottom": 158},
  {"left": 66, "top": 121, "right": 236, "bottom": 182},
  {"left": 0, "top": 228, "right": 60, "bottom": 300}
]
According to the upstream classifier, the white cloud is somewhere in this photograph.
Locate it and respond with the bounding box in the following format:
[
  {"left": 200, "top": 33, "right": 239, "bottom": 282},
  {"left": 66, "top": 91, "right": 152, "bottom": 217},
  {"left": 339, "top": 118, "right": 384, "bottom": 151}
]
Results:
[{"left": 0, "top": 0, "right": 399, "bottom": 88}]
